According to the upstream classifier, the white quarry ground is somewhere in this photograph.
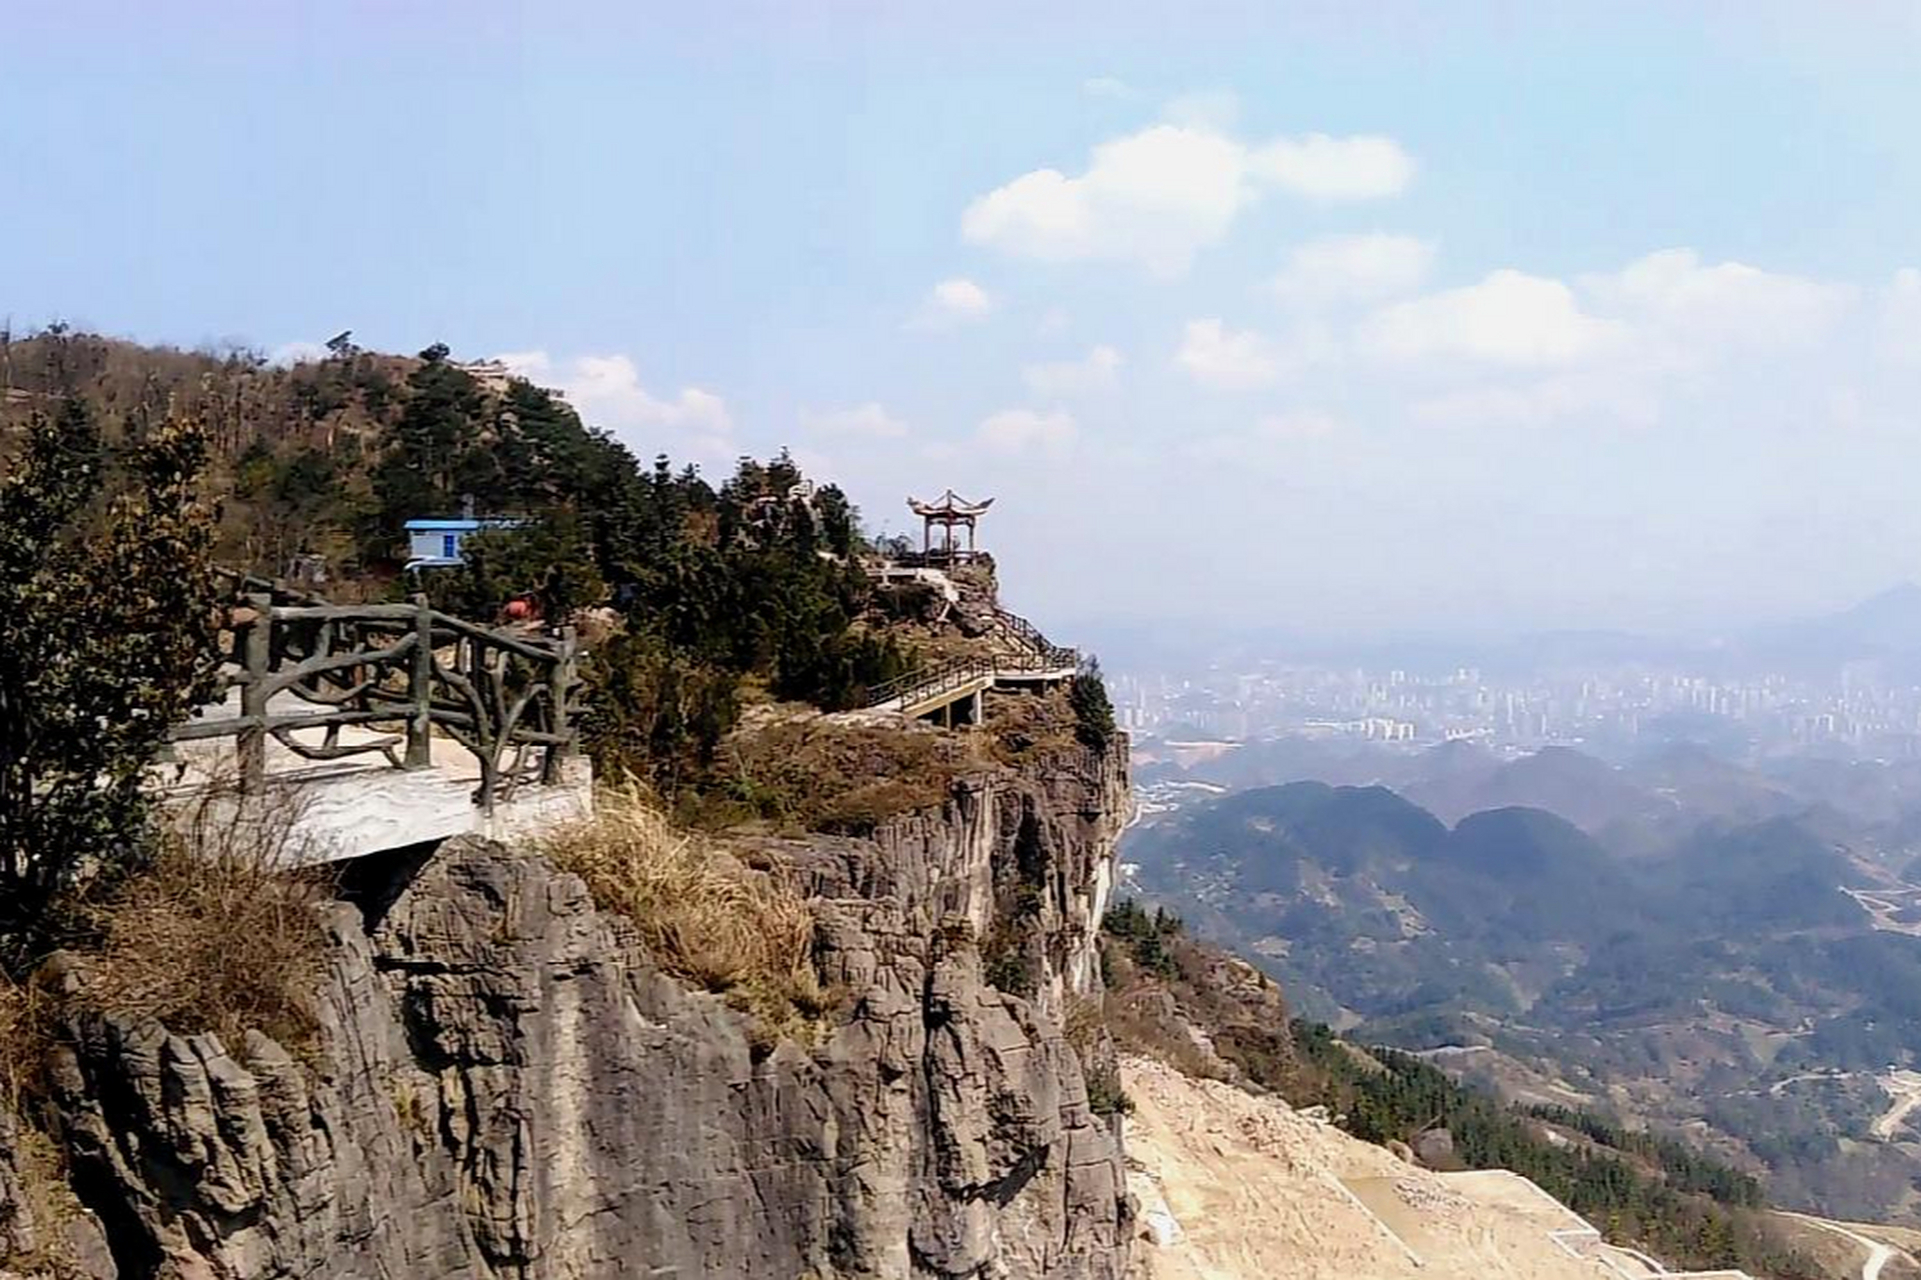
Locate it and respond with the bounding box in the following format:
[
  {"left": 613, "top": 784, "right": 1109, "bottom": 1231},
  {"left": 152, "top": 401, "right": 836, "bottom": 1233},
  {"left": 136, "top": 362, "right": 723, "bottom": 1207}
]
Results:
[{"left": 1120, "top": 1055, "right": 1756, "bottom": 1280}]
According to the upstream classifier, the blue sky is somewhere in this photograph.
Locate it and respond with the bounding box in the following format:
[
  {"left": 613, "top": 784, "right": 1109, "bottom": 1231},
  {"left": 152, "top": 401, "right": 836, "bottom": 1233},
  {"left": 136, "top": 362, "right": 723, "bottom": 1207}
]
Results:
[{"left": 8, "top": 2, "right": 1921, "bottom": 641}]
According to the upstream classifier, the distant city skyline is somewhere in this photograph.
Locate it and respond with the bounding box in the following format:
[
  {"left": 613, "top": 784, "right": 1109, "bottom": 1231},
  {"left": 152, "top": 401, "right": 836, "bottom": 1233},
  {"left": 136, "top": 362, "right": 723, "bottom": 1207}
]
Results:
[
  {"left": 1110, "top": 657, "right": 1921, "bottom": 761},
  {"left": 9, "top": 2, "right": 1921, "bottom": 637}
]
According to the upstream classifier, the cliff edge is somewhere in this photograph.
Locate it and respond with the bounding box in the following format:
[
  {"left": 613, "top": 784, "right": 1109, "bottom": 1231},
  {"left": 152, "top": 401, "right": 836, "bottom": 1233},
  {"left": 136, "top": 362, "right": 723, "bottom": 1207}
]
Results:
[{"left": 2, "top": 742, "right": 1133, "bottom": 1280}]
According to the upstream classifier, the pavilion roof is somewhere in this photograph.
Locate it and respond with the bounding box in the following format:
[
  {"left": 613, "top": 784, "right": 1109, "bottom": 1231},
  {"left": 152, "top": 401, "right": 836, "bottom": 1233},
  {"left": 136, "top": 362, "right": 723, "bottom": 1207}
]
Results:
[{"left": 908, "top": 489, "right": 994, "bottom": 519}]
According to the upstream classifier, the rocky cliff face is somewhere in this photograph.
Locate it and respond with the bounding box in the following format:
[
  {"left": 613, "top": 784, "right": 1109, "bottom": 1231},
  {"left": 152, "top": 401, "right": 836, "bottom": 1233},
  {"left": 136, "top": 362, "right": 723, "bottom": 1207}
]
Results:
[{"left": 2, "top": 743, "right": 1133, "bottom": 1280}]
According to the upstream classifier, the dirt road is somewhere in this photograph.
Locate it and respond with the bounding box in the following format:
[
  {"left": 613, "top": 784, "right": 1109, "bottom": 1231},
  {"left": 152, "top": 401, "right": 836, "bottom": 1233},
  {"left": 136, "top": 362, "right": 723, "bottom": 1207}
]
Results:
[
  {"left": 1871, "top": 1070, "right": 1921, "bottom": 1141},
  {"left": 1781, "top": 1213, "right": 1896, "bottom": 1280}
]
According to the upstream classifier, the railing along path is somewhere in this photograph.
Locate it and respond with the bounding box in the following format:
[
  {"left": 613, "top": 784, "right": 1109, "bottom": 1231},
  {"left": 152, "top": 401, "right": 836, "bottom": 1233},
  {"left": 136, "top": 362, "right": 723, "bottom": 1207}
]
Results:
[
  {"left": 170, "top": 572, "right": 583, "bottom": 808},
  {"left": 866, "top": 605, "right": 1078, "bottom": 711}
]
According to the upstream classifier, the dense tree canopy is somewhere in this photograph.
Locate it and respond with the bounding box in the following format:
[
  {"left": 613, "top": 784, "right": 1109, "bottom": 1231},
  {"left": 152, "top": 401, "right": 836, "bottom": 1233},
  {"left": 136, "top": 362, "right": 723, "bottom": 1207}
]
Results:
[
  {"left": 0, "top": 332, "right": 926, "bottom": 817},
  {"left": 0, "top": 393, "right": 220, "bottom": 957}
]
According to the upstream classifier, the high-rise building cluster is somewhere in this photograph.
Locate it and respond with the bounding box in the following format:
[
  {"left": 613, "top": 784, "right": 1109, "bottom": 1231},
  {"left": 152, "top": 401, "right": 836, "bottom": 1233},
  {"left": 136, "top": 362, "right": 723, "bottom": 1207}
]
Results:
[{"left": 1109, "top": 660, "right": 1921, "bottom": 759}]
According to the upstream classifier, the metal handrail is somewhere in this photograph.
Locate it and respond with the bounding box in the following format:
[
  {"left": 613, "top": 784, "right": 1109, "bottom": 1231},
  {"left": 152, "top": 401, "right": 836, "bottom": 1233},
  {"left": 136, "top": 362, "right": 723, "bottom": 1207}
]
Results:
[
  {"left": 866, "top": 657, "right": 995, "bottom": 708},
  {"left": 991, "top": 608, "right": 1076, "bottom": 666},
  {"left": 864, "top": 602, "right": 1081, "bottom": 710},
  {"left": 884, "top": 548, "right": 991, "bottom": 569}
]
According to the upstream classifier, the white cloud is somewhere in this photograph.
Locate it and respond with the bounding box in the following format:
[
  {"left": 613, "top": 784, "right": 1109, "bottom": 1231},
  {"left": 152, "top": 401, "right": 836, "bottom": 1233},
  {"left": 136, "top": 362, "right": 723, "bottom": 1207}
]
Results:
[
  {"left": 1250, "top": 133, "right": 1415, "bottom": 201},
  {"left": 962, "top": 125, "right": 1246, "bottom": 276},
  {"left": 798, "top": 402, "right": 907, "bottom": 438},
  {"left": 1336, "top": 249, "right": 1874, "bottom": 432},
  {"left": 1182, "top": 410, "right": 1341, "bottom": 470},
  {"left": 1024, "top": 345, "right": 1122, "bottom": 397},
  {"left": 1881, "top": 268, "right": 1921, "bottom": 363},
  {"left": 499, "top": 351, "right": 735, "bottom": 456},
  {"left": 977, "top": 408, "right": 1078, "bottom": 458},
  {"left": 1353, "top": 249, "right": 1858, "bottom": 388},
  {"left": 1177, "top": 318, "right": 1284, "bottom": 389},
  {"left": 1361, "top": 270, "right": 1622, "bottom": 367},
  {"left": 1255, "top": 409, "right": 1340, "bottom": 440},
  {"left": 912, "top": 277, "right": 994, "bottom": 328},
  {"left": 1582, "top": 249, "right": 1853, "bottom": 352},
  {"left": 962, "top": 122, "right": 1414, "bottom": 276},
  {"left": 1271, "top": 233, "right": 1434, "bottom": 307},
  {"left": 1411, "top": 374, "right": 1661, "bottom": 430},
  {"left": 1161, "top": 89, "right": 1241, "bottom": 131}
]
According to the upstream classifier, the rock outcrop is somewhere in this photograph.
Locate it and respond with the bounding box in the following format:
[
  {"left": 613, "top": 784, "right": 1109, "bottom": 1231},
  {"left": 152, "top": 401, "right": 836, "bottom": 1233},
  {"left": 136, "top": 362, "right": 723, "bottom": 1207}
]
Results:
[{"left": 2, "top": 744, "right": 1132, "bottom": 1280}]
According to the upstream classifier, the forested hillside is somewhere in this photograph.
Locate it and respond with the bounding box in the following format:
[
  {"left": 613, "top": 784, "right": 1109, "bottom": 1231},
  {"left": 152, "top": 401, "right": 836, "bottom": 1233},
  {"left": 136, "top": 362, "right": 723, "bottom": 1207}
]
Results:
[
  {"left": 0, "top": 329, "right": 938, "bottom": 816},
  {"left": 1098, "top": 902, "right": 1831, "bottom": 1278},
  {"left": 1123, "top": 779, "right": 1921, "bottom": 1221}
]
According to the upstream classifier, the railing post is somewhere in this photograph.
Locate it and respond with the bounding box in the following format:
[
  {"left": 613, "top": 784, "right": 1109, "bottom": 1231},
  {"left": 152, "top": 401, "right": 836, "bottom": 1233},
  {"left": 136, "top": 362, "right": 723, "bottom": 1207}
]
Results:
[
  {"left": 544, "top": 625, "right": 577, "bottom": 783},
  {"left": 406, "top": 594, "right": 434, "bottom": 769},
  {"left": 238, "top": 592, "right": 272, "bottom": 794}
]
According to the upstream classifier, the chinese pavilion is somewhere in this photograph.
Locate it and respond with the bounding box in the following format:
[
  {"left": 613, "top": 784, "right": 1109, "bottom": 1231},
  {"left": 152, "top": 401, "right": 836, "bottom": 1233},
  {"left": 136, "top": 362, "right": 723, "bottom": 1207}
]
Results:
[{"left": 907, "top": 489, "right": 993, "bottom": 558}]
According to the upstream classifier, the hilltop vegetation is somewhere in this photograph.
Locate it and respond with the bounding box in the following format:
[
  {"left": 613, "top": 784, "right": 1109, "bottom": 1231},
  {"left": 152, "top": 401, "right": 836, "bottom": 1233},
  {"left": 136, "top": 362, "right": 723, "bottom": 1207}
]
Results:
[
  {"left": 0, "top": 330, "right": 1129, "bottom": 1278},
  {"left": 0, "top": 329, "right": 945, "bottom": 817}
]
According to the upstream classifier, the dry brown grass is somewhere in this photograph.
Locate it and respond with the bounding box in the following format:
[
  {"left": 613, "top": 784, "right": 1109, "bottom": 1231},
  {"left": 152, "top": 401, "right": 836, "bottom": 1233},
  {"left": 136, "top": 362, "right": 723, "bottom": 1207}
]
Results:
[
  {"left": 541, "top": 789, "right": 832, "bottom": 1048},
  {"left": 0, "top": 788, "right": 338, "bottom": 1279},
  {"left": 53, "top": 786, "right": 331, "bottom": 1063},
  {"left": 0, "top": 1118, "right": 89, "bottom": 1280},
  {"left": 985, "top": 687, "right": 1081, "bottom": 764},
  {"left": 2, "top": 785, "right": 331, "bottom": 1114},
  {"left": 0, "top": 972, "right": 60, "bottom": 1129},
  {"left": 696, "top": 715, "right": 984, "bottom": 834},
  {"left": 71, "top": 847, "right": 330, "bottom": 1055}
]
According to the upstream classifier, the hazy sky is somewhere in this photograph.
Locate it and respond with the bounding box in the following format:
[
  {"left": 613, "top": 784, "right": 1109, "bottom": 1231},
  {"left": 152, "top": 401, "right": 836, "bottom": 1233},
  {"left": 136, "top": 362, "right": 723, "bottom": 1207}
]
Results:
[{"left": 8, "top": 2, "right": 1921, "bottom": 641}]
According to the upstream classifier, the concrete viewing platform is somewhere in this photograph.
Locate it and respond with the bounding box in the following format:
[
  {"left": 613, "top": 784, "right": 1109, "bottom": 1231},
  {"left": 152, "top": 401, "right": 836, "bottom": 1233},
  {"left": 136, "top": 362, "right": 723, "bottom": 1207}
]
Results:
[
  {"left": 161, "top": 579, "right": 592, "bottom": 865},
  {"left": 163, "top": 691, "right": 592, "bottom": 864}
]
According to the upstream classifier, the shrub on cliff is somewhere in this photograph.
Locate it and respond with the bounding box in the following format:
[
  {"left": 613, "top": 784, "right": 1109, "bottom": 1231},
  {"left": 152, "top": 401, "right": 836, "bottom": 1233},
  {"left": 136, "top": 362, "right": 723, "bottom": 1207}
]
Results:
[
  {"left": 688, "top": 717, "right": 981, "bottom": 835},
  {"left": 1069, "top": 658, "right": 1117, "bottom": 750},
  {"left": 0, "top": 379, "right": 222, "bottom": 962},
  {"left": 541, "top": 790, "right": 831, "bottom": 1048},
  {"left": 417, "top": 516, "right": 607, "bottom": 621}
]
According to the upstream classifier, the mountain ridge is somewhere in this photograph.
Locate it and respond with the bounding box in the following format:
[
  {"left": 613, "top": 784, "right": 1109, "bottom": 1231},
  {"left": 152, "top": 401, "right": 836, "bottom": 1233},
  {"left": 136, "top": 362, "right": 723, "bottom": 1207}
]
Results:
[{"left": 1122, "top": 771, "right": 1921, "bottom": 1224}]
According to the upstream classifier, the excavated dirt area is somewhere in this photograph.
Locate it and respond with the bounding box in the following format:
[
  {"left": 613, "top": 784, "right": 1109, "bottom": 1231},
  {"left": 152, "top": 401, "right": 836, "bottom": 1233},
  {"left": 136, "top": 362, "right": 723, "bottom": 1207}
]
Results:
[{"left": 1121, "top": 1055, "right": 1754, "bottom": 1280}]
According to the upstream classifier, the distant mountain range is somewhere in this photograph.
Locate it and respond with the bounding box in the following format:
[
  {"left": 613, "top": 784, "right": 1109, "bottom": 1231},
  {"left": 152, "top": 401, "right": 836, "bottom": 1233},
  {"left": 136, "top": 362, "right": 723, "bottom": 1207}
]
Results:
[
  {"left": 1122, "top": 768, "right": 1921, "bottom": 1220},
  {"left": 1746, "top": 582, "right": 1921, "bottom": 673},
  {"left": 1142, "top": 725, "right": 1921, "bottom": 844}
]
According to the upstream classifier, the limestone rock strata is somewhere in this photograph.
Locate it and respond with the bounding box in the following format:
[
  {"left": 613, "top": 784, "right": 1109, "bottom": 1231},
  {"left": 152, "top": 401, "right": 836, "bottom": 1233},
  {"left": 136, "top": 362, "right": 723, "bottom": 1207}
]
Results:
[{"left": 1, "top": 745, "right": 1132, "bottom": 1280}]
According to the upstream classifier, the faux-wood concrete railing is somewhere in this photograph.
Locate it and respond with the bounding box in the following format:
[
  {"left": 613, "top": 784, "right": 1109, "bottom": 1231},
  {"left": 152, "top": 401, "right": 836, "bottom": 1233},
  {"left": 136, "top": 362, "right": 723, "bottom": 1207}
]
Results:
[{"left": 168, "top": 583, "right": 583, "bottom": 809}]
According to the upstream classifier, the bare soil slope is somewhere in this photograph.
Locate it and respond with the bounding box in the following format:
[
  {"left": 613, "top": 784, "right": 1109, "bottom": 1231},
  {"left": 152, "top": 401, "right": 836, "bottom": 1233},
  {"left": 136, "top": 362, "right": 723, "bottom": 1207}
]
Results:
[{"left": 1122, "top": 1055, "right": 1753, "bottom": 1280}]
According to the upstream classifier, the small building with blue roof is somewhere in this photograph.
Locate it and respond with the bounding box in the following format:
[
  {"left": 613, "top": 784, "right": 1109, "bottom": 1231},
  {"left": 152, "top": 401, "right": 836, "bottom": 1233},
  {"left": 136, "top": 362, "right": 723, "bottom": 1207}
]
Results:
[{"left": 404, "top": 516, "right": 521, "bottom": 570}]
